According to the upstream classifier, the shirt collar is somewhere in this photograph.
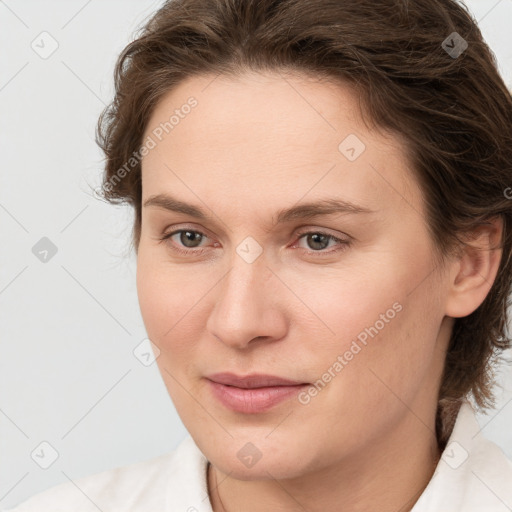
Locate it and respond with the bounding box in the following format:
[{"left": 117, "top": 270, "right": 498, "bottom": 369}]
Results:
[{"left": 412, "top": 399, "right": 512, "bottom": 511}]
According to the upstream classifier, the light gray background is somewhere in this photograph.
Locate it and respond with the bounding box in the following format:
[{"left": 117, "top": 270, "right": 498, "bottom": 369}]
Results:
[{"left": 1, "top": 0, "right": 512, "bottom": 508}]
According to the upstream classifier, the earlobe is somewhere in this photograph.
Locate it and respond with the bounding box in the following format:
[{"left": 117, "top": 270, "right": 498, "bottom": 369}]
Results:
[{"left": 444, "top": 217, "right": 503, "bottom": 319}]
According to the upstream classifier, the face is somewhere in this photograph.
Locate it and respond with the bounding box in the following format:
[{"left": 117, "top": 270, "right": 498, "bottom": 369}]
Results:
[{"left": 136, "top": 71, "right": 452, "bottom": 480}]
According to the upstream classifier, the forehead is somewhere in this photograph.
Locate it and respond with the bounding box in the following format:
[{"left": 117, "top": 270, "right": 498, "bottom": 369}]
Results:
[{"left": 141, "top": 71, "right": 423, "bottom": 220}]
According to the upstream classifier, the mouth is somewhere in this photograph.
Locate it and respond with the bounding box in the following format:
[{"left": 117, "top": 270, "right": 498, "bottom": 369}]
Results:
[{"left": 205, "top": 372, "right": 310, "bottom": 413}]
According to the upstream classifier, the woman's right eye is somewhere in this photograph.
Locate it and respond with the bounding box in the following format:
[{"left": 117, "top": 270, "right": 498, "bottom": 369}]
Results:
[{"left": 159, "top": 229, "right": 211, "bottom": 255}]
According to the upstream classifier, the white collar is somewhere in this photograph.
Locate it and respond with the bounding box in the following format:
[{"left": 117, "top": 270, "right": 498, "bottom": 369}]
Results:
[{"left": 413, "top": 400, "right": 512, "bottom": 511}]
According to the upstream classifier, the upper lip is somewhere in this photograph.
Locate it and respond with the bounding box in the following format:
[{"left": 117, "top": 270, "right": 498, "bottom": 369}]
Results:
[{"left": 206, "top": 372, "right": 308, "bottom": 389}]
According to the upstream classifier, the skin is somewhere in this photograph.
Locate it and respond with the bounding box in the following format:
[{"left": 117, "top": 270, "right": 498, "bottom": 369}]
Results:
[{"left": 136, "top": 70, "right": 503, "bottom": 512}]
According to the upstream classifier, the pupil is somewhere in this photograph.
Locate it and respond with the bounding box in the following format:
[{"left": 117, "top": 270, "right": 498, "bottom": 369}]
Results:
[
  {"left": 182, "top": 230, "right": 201, "bottom": 247},
  {"left": 309, "top": 233, "right": 328, "bottom": 250}
]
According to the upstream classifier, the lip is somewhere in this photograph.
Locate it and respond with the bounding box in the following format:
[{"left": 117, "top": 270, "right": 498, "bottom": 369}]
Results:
[
  {"left": 205, "top": 373, "right": 310, "bottom": 414},
  {"left": 206, "top": 372, "right": 307, "bottom": 388}
]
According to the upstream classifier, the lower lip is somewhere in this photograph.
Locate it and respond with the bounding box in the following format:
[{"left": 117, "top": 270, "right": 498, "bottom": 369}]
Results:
[{"left": 207, "top": 380, "right": 309, "bottom": 414}]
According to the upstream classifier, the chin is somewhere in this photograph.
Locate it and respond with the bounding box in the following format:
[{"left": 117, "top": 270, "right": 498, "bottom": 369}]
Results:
[
  {"left": 212, "top": 453, "right": 310, "bottom": 481},
  {"left": 199, "top": 430, "right": 319, "bottom": 480}
]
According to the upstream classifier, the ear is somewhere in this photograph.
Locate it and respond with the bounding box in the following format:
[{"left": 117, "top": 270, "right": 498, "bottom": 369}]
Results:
[{"left": 444, "top": 216, "right": 504, "bottom": 319}]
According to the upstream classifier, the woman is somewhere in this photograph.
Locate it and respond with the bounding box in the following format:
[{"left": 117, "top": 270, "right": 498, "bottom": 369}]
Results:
[{"left": 6, "top": 0, "right": 512, "bottom": 510}]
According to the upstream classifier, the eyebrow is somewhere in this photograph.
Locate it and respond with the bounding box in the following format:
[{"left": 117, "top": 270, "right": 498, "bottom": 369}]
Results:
[{"left": 143, "top": 193, "right": 376, "bottom": 225}]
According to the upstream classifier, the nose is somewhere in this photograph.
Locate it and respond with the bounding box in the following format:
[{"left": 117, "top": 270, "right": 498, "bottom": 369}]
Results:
[{"left": 206, "top": 253, "right": 288, "bottom": 350}]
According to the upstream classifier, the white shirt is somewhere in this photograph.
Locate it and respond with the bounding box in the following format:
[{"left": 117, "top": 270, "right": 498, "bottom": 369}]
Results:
[{"left": 4, "top": 401, "right": 512, "bottom": 512}]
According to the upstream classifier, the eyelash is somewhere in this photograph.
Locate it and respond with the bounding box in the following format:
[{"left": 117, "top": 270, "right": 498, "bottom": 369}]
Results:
[{"left": 157, "top": 227, "right": 351, "bottom": 257}]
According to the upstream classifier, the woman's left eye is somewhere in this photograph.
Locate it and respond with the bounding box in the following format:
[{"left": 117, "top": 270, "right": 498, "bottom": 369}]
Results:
[
  {"left": 294, "top": 230, "right": 350, "bottom": 254},
  {"left": 158, "top": 228, "right": 350, "bottom": 256}
]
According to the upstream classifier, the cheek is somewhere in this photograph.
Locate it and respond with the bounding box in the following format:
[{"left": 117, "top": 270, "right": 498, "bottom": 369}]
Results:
[
  {"left": 300, "top": 252, "right": 441, "bottom": 400},
  {"left": 323, "top": 277, "right": 442, "bottom": 417},
  {"left": 136, "top": 250, "right": 194, "bottom": 347},
  {"left": 136, "top": 256, "right": 199, "bottom": 405},
  {"left": 136, "top": 246, "right": 215, "bottom": 382},
  {"left": 284, "top": 260, "right": 403, "bottom": 353},
  {"left": 136, "top": 260, "right": 168, "bottom": 341}
]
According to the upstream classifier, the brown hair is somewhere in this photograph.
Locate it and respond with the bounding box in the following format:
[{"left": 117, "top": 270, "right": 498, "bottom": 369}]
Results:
[{"left": 95, "top": 0, "right": 512, "bottom": 447}]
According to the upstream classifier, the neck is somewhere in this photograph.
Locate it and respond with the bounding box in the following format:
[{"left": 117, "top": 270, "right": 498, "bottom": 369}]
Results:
[{"left": 207, "top": 410, "right": 441, "bottom": 512}]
